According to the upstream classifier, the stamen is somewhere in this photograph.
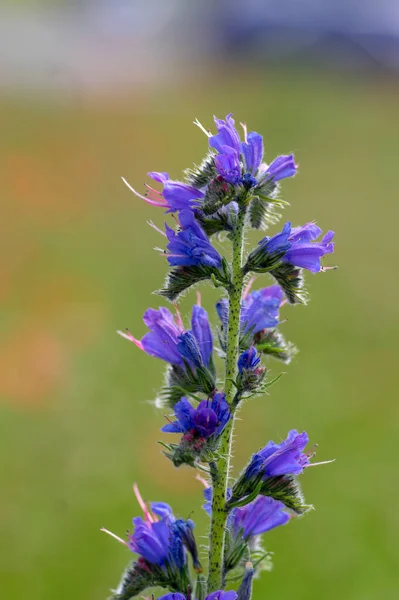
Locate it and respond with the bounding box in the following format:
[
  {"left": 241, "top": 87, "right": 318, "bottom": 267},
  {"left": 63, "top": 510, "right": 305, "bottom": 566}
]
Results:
[
  {"left": 117, "top": 329, "right": 143, "bottom": 350},
  {"left": 306, "top": 458, "right": 336, "bottom": 468},
  {"left": 148, "top": 221, "right": 167, "bottom": 237},
  {"left": 100, "top": 527, "right": 129, "bottom": 547},
  {"left": 243, "top": 277, "right": 256, "bottom": 299},
  {"left": 196, "top": 473, "right": 209, "bottom": 488},
  {"left": 174, "top": 303, "right": 184, "bottom": 330},
  {"left": 133, "top": 483, "right": 154, "bottom": 523},
  {"left": 321, "top": 265, "right": 338, "bottom": 272},
  {"left": 144, "top": 183, "right": 163, "bottom": 196},
  {"left": 240, "top": 122, "right": 248, "bottom": 144},
  {"left": 193, "top": 118, "right": 211, "bottom": 137},
  {"left": 121, "top": 177, "right": 166, "bottom": 208},
  {"left": 196, "top": 291, "right": 201, "bottom": 306}
]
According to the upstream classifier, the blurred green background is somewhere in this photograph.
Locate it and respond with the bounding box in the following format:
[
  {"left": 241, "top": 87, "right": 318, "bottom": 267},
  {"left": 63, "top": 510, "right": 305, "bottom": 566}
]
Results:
[{"left": 1, "top": 68, "right": 398, "bottom": 600}]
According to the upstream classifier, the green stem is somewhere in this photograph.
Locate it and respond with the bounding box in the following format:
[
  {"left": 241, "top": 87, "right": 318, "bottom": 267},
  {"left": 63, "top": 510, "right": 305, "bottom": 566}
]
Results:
[{"left": 207, "top": 207, "right": 246, "bottom": 592}]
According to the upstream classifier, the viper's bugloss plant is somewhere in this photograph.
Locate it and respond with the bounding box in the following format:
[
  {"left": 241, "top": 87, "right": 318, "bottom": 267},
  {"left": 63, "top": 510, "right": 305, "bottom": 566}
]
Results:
[{"left": 103, "top": 113, "right": 336, "bottom": 599}]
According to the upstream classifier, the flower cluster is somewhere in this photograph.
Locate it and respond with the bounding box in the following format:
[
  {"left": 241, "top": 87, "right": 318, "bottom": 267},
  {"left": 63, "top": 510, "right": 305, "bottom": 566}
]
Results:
[{"left": 104, "top": 113, "right": 336, "bottom": 600}]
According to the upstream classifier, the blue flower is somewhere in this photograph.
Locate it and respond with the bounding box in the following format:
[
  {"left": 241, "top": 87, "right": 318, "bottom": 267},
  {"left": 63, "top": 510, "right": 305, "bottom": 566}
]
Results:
[
  {"left": 209, "top": 114, "right": 242, "bottom": 185},
  {"left": 216, "top": 284, "right": 283, "bottom": 338},
  {"left": 203, "top": 485, "right": 289, "bottom": 544},
  {"left": 198, "top": 114, "right": 297, "bottom": 191},
  {"left": 241, "top": 285, "right": 283, "bottom": 334},
  {"left": 258, "top": 222, "right": 335, "bottom": 273},
  {"left": 126, "top": 489, "right": 202, "bottom": 579},
  {"left": 119, "top": 304, "right": 213, "bottom": 370},
  {"left": 241, "top": 131, "right": 264, "bottom": 174},
  {"left": 231, "top": 496, "right": 290, "bottom": 540},
  {"left": 161, "top": 393, "right": 230, "bottom": 439},
  {"left": 283, "top": 223, "right": 335, "bottom": 273},
  {"left": 123, "top": 171, "right": 205, "bottom": 213},
  {"left": 158, "top": 593, "right": 237, "bottom": 600},
  {"left": 214, "top": 146, "right": 242, "bottom": 185},
  {"left": 165, "top": 209, "right": 222, "bottom": 268},
  {"left": 237, "top": 347, "right": 261, "bottom": 373},
  {"left": 209, "top": 113, "right": 241, "bottom": 155},
  {"left": 260, "top": 154, "right": 297, "bottom": 183},
  {"left": 245, "top": 430, "right": 310, "bottom": 481}
]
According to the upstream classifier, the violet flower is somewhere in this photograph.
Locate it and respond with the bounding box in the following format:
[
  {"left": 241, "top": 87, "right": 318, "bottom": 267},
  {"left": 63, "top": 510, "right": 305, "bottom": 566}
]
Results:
[
  {"left": 165, "top": 209, "right": 222, "bottom": 268},
  {"left": 161, "top": 394, "right": 230, "bottom": 439}
]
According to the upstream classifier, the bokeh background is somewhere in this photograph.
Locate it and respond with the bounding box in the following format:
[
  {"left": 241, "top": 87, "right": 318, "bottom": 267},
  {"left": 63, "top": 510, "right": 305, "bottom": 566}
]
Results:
[{"left": 1, "top": 1, "right": 399, "bottom": 599}]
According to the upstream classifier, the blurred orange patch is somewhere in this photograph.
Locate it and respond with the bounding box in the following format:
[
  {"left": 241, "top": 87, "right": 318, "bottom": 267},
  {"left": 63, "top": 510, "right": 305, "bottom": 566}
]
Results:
[{"left": 0, "top": 324, "right": 67, "bottom": 409}]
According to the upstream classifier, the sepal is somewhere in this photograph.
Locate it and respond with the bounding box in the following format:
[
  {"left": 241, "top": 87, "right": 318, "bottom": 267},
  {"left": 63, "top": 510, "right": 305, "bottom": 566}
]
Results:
[
  {"left": 196, "top": 202, "right": 239, "bottom": 237},
  {"left": 249, "top": 195, "right": 288, "bottom": 230},
  {"left": 111, "top": 561, "right": 152, "bottom": 600},
  {"left": 270, "top": 263, "right": 308, "bottom": 304},
  {"left": 228, "top": 472, "right": 311, "bottom": 515},
  {"left": 160, "top": 431, "right": 224, "bottom": 468},
  {"left": 184, "top": 152, "right": 217, "bottom": 189},
  {"left": 158, "top": 260, "right": 231, "bottom": 302},
  {"left": 254, "top": 329, "right": 297, "bottom": 363},
  {"left": 160, "top": 362, "right": 217, "bottom": 408}
]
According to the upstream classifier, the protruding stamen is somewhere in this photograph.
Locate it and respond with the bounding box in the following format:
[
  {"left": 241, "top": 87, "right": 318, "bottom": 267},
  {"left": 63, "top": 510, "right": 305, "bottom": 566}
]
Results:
[
  {"left": 193, "top": 118, "right": 211, "bottom": 137},
  {"left": 196, "top": 291, "right": 201, "bottom": 306},
  {"left": 117, "top": 329, "right": 143, "bottom": 350},
  {"left": 306, "top": 458, "right": 336, "bottom": 468},
  {"left": 144, "top": 183, "right": 163, "bottom": 196},
  {"left": 133, "top": 483, "right": 154, "bottom": 523},
  {"left": 240, "top": 122, "right": 248, "bottom": 144},
  {"left": 121, "top": 177, "right": 166, "bottom": 208},
  {"left": 174, "top": 303, "right": 184, "bottom": 330},
  {"left": 100, "top": 527, "right": 129, "bottom": 547},
  {"left": 148, "top": 220, "right": 167, "bottom": 236},
  {"left": 196, "top": 473, "right": 209, "bottom": 488},
  {"left": 321, "top": 265, "right": 338, "bottom": 272},
  {"left": 243, "top": 277, "right": 256, "bottom": 299}
]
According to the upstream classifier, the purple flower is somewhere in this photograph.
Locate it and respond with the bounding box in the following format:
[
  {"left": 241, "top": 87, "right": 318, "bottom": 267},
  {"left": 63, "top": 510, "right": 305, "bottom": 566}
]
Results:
[
  {"left": 209, "top": 114, "right": 242, "bottom": 185},
  {"left": 237, "top": 347, "right": 261, "bottom": 373},
  {"left": 119, "top": 304, "right": 213, "bottom": 370},
  {"left": 283, "top": 223, "right": 335, "bottom": 273},
  {"left": 259, "top": 222, "right": 335, "bottom": 273},
  {"left": 209, "top": 114, "right": 241, "bottom": 155},
  {"left": 261, "top": 154, "right": 297, "bottom": 182},
  {"left": 206, "top": 593, "right": 237, "bottom": 600},
  {"left": 161, "top": 393, "right": 230, "bottom": 439},
  {"left": 232, "top": 496, "right": 290, "bottom": 539},
  {"left": 241, "top": 285, "right": 283, "bottom": 334},
  {"left": 202, "top": 485, "right": 289, "bottom": 544},
  {"left": 246, "top": 430, "right": 310, "bottom": 481},
  {"left": 214, "top": 146, "right": 242, "bottom": 185},
  {"left": 241, "top": 131, "right": 264, "bottom": 174},
  {"left": 122, "top": 171, "right": 204, "bottom": 213},
  {"left": 216, "top": 284, "right": 283, "bottom": 338},
  {"left": 158, "top": 593, "right": 237, "bottom": 600},
  {"left": 165, "top": 210, "right": 222, "bottom": 268}
]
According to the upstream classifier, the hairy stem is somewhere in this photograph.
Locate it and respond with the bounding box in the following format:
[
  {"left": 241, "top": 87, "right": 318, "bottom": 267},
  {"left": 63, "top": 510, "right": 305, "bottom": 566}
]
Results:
[{"left": 207, "top": 207, "right": 246, "bottom": 592}]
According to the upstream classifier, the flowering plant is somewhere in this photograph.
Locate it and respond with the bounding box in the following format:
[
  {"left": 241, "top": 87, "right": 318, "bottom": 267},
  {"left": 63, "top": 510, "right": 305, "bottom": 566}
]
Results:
[{"left": 102, "top": 114, "right": 336, "bottom": 599}]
